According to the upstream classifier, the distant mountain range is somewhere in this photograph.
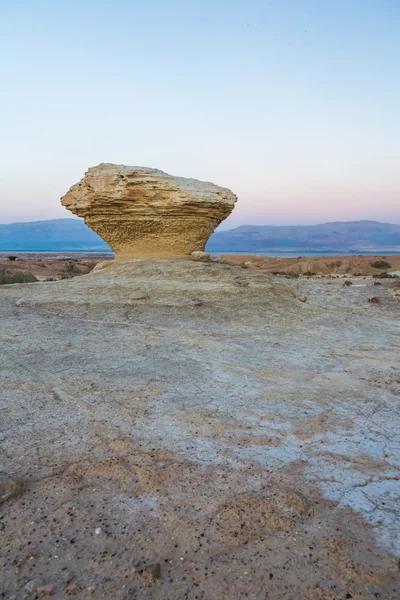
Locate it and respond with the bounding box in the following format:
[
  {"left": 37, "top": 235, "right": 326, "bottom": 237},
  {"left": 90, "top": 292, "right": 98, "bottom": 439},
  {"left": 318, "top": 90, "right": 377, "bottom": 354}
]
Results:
[
  {"left": 0, "top": 218, "right": 399, "bottom": 254},
  {"left": 0, "top": 219, "right": 110, "bottom": 252},
  {"left": 207, "top": 220, "right": 400, "bottom": 253}
]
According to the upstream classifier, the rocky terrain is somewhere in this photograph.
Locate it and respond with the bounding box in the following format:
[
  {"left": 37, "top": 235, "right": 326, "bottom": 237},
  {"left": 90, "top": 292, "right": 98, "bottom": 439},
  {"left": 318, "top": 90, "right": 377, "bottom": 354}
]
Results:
[
  {"left": 61, "top": 164, "right": 237, "bottom": 259},
  {"left": 0, "top": 258, "right": 100, "bottom": 282},
  {"left": 0, "top": 258, "right": 399, "bottom": 599},
  {"left": 218, "top": 254, "right": 400, "bottom": 276},
  {"left": 1, "top": 253, "right": 399, "bottom": 283}
]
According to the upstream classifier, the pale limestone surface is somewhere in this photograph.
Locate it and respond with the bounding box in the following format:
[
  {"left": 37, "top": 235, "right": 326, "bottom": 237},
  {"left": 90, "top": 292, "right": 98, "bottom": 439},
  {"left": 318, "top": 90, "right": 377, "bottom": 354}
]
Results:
[
  {"left": 0, "top": 260, "right": 399, "bottom": 598},
  {"left": 61, "top": 164, "right": 237, "bottom": 259}
]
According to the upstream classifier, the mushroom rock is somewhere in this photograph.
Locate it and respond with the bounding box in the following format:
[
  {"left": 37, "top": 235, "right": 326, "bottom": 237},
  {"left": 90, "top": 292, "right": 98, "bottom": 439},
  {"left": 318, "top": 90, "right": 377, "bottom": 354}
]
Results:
[{"left": 61, "top": 163, "right": 237, "bottom": 259}]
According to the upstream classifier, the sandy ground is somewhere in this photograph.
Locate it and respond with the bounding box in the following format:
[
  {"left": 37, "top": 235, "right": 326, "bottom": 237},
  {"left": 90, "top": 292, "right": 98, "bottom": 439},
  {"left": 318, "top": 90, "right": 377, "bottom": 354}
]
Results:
[
  {"left": 218, "top": 254, "right": 400, "bottom": 276},
  {"left": 0, "top": 259, "right": 399, "bottom": 599}
]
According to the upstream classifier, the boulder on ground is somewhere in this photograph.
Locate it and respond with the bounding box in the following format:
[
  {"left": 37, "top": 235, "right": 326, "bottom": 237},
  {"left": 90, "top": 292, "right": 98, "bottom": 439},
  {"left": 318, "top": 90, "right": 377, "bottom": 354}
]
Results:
[
  {"left": 191, "top": 251, "right": 211, "bottom": 262},
  {"left": 61, "top": 164, "right": 237, "bottom": 260}
]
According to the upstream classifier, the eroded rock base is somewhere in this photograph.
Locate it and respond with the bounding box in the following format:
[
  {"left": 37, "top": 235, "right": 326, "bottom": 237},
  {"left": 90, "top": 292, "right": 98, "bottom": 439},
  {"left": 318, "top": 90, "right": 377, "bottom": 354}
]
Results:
[{"left": 86, "top": 214, "right": 218, "bottom": 259}]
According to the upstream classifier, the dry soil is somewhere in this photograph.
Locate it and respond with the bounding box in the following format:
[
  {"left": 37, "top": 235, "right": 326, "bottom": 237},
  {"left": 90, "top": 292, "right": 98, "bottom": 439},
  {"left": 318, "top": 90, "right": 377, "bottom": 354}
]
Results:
[{"left": 0, "top": 259, "right": 399, "bottom": 599}]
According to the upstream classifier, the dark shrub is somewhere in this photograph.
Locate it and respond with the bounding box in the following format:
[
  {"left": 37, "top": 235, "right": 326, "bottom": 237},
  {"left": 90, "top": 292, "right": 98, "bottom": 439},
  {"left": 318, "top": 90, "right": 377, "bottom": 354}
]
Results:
[
  {"left": 59, "top": 261, "right": 81, "bottom": 279},
  {"left": 65, "top": 261, "right": 80, "bottom": 274},
  {"left": 370, "top": 260, "right": 391, "bottom": 269},
  {"left": 0, "top": 269, "right": 38, "bottom": 285}
]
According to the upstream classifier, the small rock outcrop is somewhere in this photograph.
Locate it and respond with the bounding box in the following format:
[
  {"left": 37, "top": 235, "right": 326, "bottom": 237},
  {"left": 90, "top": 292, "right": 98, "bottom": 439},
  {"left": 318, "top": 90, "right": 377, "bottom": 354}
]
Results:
[
  {"left": 191, "top": 251, "right": 211, "bottom": 262},
  {"left": 61, "top": 164, "right": 237, "bottom": 259}
]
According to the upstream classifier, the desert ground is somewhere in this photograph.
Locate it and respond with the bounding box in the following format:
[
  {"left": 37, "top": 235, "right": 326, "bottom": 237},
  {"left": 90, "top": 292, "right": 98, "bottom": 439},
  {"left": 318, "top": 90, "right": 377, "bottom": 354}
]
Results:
[
  {"left": 1, "top": 253, "right": 400, "bottom": 282},
  {"left": 0, "top": 256, "right": 109, "bottom": 281},
  {"left": 1, "top": 258, "right": 400, "bottom": 599},
  {"left": 219, "top": 254, "right": 400, "bottom": 276}
]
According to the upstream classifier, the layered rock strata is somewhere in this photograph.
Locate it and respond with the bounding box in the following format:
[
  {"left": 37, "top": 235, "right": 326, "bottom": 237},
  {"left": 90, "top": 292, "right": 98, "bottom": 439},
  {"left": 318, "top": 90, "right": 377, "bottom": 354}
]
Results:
[{"left": 61, "top": 163, "right": 237, "bottom": 259}]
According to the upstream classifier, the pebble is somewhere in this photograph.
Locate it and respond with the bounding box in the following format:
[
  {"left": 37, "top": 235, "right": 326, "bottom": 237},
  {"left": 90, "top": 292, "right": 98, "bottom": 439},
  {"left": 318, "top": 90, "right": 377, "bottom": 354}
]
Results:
[
  {"left": 37, "top": 584, "right": 54, "bottom": 596},
  {"left": 23, "top": 578, "right": 44, "bottom": 593},
  {"left": 130, "top": 293, "right": 149, "bottom": 301},
  {"left": 141, "top": 563, "right": 162, "bottom": 581},
  {"left": 66, "top": 584, "right": 80, "bottom": 595},
  {"left": 0, "top": 479, "right": 24, "bottom": 504},
  {"left": 189, "top": 298, "right": 204, "bottom": 306}
]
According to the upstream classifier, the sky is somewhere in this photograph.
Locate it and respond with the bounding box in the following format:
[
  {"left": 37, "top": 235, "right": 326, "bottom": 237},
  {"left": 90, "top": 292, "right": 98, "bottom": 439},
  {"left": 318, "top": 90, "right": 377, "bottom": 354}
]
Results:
[{"left": 0, "top": 0, "right": 399, "bottom": 229}]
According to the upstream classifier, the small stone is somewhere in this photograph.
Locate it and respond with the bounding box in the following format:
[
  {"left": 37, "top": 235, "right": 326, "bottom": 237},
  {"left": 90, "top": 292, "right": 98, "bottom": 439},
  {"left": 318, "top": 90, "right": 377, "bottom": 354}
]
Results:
[
  {"left": 23, "top": 578, "right": 44, "bottom": 593},
  {"left": 65, "top": 342, "right": 72, "bottom": 347},
  {"left": 64, "top": 572, "right": 74, "bottom": 584},
  {"left": 368, "top": 297, "right": 381, "bottom": 304},
  {"left": 130, "top": 293, "right": 149, "bottom": 301},
  {"left": 298, "top": 296, "right": 307, "bottom": 303},
  {"left": 140, "top": 563, "right": 162, "bottom": 582},
  {"left": 233, "top": 280, "right": 249, "bottom": 287},
  {"left": 66, "top": 584, "right": 80, "bottom": 595},
  {"left": 0, "top": 479, "right": 24, "bottom": 504},
  {"left": 189, "top": 298, "right": 204, "bottom": 307},
  {"left": 94, "top": 527, "right": 102, "bottom": 535},
  {"left": 191, "top": 251, "right": 211, "bottom": 262},
  {"left": 37, "top": 584, "right": 54, "bottom": 596},
  {"left": 24, "top": 581, "right": 36, "bottom": 593}
]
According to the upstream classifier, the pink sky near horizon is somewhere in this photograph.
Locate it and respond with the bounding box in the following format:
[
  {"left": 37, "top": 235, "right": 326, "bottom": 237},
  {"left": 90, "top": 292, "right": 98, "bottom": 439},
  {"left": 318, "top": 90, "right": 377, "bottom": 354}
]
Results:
[{"left": 1, "top": 163, "right": 399, "bottom": 229}]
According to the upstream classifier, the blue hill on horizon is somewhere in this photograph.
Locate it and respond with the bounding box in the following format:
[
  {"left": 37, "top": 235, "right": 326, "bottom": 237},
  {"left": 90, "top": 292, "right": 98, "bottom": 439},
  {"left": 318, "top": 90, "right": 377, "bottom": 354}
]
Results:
[{"left": 0, "top": 218, "right": 111, "bottom": 252}]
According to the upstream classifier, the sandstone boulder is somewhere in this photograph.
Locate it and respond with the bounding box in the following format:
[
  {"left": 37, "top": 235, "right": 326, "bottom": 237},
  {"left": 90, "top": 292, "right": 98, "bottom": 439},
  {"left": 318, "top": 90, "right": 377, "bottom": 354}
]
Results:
[
  {"left": 191, "top": 251, "right": 211, "bottom": 262},
  {"left": 61, "top": 164, "right": 237, "bottom": 259}
]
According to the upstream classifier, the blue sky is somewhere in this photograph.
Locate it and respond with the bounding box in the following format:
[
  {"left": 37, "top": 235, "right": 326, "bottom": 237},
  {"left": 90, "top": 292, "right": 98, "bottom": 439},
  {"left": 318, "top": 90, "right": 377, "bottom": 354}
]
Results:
[{"left": 0, "top": 0, "right": 399, "bottom": 228}]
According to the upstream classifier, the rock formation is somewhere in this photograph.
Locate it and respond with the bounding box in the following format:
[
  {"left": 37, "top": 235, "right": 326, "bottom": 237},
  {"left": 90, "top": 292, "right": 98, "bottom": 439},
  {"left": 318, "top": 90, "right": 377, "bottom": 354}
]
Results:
[
  {"left": 61, "top": 164, "right": 237, "bottom": 259},
  {"left": 191, "top": 251, "right": 211, "bottom": 262}
]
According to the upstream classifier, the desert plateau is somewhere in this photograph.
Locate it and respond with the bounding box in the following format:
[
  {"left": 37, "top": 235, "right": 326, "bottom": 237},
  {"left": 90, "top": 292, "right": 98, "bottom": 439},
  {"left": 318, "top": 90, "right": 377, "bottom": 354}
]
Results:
[{"left": 1, "top": 254, "right": 400, "bottom": 599}]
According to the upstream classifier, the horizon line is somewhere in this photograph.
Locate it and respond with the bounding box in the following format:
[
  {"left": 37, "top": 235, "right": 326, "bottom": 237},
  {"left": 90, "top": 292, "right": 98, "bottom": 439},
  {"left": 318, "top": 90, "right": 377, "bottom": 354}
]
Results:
[{"left": 2, "top": 217, "right": 400, "bottom": 229}]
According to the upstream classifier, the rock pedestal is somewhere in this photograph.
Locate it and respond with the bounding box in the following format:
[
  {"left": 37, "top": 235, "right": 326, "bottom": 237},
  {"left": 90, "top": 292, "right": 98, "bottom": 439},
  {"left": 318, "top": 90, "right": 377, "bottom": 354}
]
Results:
[{"left": 61, "top": 164, "right": 237, "bottom": 259}]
